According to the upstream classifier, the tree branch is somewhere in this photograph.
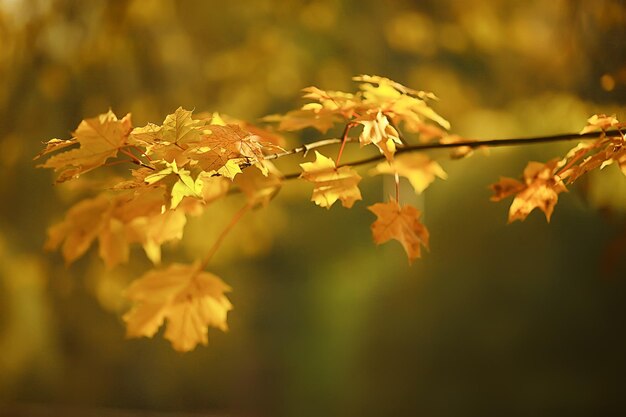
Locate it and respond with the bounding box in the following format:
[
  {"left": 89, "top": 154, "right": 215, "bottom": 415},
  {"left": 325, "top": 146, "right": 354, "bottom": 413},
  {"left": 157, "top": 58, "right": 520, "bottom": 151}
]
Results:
[{"left": 276, "top": 130, "right": 616, "bottom": 180}]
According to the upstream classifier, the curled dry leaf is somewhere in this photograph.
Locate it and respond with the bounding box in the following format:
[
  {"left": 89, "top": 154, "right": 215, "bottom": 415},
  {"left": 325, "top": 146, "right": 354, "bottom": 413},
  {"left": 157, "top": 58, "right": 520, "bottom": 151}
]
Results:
[
  {"left": 123, "top": 261, "right": 232, "bottom": 352},
  {"left": 368, "top": 200, "right": 430, "bottom": 264},
  {"left": 299, "top": 151, "right": 362, "bottom": 208}
]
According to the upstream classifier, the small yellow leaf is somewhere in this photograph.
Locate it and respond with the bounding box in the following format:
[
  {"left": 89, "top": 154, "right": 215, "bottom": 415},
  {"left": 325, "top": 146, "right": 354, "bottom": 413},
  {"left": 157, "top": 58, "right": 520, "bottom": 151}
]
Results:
[
  {"left": 300, "top": 151, "right": 362, "bottom": 209},
  {"left": 217, "top": 158, "right": 243, "bottom": 180},
  {"left": 358, "top": 111, "right": 402, "bottom": 161},
  {"left": 371, "top": 153, "right": 447, "bottom": 194}
]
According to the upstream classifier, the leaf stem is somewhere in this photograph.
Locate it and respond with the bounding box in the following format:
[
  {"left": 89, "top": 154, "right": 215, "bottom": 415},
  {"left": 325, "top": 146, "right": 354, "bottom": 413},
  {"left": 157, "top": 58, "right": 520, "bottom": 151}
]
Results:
[
  {"left": 394, "top": 171, "right": 400, "bottom": 203},
  {"left": 336, "top": 122, "right": 357, "bottom": 165}
]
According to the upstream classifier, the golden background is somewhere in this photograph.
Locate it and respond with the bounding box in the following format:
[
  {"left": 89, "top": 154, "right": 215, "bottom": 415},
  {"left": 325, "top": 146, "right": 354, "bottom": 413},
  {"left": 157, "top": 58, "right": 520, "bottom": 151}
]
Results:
[{"left": 1, "top": 0, "right": 625, "bottom": 415}]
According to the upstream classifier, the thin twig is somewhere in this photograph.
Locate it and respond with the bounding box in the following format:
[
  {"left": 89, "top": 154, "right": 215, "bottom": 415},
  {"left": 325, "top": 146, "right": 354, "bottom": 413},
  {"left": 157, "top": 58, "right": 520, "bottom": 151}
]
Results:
[
  {"left": 275, "top": 130, "right": 615, "bottom": 180},
  {"left": 198, "top": 203, "right": 252, "bottom": 271},
  {"left": 264, "top": 138, "right": 353, "bottom": 160}
]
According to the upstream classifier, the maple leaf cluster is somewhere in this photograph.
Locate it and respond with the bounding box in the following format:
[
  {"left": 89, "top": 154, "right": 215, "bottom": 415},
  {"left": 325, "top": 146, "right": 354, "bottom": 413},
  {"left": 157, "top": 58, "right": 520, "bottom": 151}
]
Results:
[
  {"left": 491, "top": 115, "right": 626, "bottom": 223},
  {"left": 37, "top": 107, "right": 287, "bottom": 351},
  {"left": 36, "top": 76, "right": 453, "bottom": 351},
  {"left": 37, "top": 75, "right": 619, "bottom": 352}
]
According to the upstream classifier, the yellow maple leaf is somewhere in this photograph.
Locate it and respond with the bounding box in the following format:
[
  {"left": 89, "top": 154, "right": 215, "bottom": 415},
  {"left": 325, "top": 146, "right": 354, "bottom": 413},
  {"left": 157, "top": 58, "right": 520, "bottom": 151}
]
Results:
[
  {"left": 234, "top": 160, "right": 283, "bottom": 207},
  {"left": 45, "top": 195, "right": 112, "bottom": 264},
  {"left": 358, "top": 111, "right": 403, "bottom": 161},
  {"left": 300, "top": 151, "right": 362, "bottom": 208},
  {"left": 123, "top": 261, "right": 232, "bottom": 352},
  {"left": 130, "top": 107, "right": 203, "bottom": 165},
  {"left": 353, "top": 75, "right": 438, "bottom": 101},
  {"left": 357, "top": 76, "right": 450, "bottom": 131},
  {"left": 368, "top": 200, "right": 429, "bottom": 264},
  {"left": 127, "top": 209, "right": 187, "bottom": 264},
  {"left": 46, "top": 187, "right": 188, "bottom": 268},
  {"left": 144, "top": 161, "right": 204, "bottom": 208},
  {"left": 196, "top": 172, "right": 231, "bottom": 204},
  {"left": 263, "top": 105, "right": 342, "bottom": 133},
  {"left": 38, "top": 110, "right": 132, "bottom": 182},
  {"left": 371, "top": 153, "right": 447, "bottom": 193}
]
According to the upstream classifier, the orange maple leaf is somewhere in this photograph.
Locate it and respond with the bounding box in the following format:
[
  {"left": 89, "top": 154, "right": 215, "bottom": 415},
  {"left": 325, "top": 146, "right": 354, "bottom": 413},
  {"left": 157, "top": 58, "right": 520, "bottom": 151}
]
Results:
[
  {"left": 185, "top": 124, "right": 270, "bottom": 177},
  {"left": 123, "top": 261, "right": 232, "bottom": 352},
  {"left": 491, "top": 160, "right": 567, "bottom": 223},
  {"left": 368, "top": 200, "right": 429, "bottom": 264},
  {"left": 300, "top": 151, "right": 362, "bottom": 208},
  {"left": 38, "top": 110, "right": 132, "bottom": 182}
]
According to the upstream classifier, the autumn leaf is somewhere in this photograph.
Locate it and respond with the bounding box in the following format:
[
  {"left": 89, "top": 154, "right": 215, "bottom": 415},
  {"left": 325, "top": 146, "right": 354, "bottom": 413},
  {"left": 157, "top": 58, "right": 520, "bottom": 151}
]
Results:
[
  {"left": 263, "top": 105, "right": 342, "bottom": 133},
  {"left": 197, "top": 172, "right": 231, "bottom": 204},
  {"left": 46, "top": 187, "right": 188, "bottom": 267},
  {"left": 358, "top": 111, "right": 403, "bottom": 161},
  {"left": 353, "top": 75, "right": 438, "bottom": 101},
  {"left": 580, "top": 114, "right": 621, "bottom": 134},
  {"left": 368, "top": 200, "right": 429, "bottom": 264},
  {"left": 45, "top": 195, "right": 112, "bottom": 264},
  {"left": 130, "top": 107, "right": 204, "bottom": 165},
  {"left": 264, "top": 75, "right": 449, "bottom": 139},
  {"left": 196, "top": 112, "right": 287, "bottom": 148},
  {"left": 234, "top": 160, "right": 283, "bottom": 207},
  {"left": 38, "top": 110, "right": 132, "bottom": 182},
  {"left": 123, "top": 261, "right": 232, "bottom": 352},
  {"left": 490, "top": 177, "right": 526, "bottom": 201},
  {"left": 371, "top": 153, "right": 447, "bottom": 193},
  {"left": 300, "top": 151, "right": 362, "bottom": 208},
  {"left": 357, "top": 76, "right": 450, "bottom": 132},
  {"left": 127, "top": 209, "right": 187, "bottom": 264},
  {"left": 491, "top": 160, "right": 567, "bottom": 223},
  {"left": 185, "top": 124, "right": 268, "bottom": 177},
  {"left": 144, "top": 161, "right": 204, "bottom": 208},
  {"left": 34, "top": 138, "right": 75, "bottom": 159},
  {"left": 559, "top": 132, "right": 626, "bottom": 184}
]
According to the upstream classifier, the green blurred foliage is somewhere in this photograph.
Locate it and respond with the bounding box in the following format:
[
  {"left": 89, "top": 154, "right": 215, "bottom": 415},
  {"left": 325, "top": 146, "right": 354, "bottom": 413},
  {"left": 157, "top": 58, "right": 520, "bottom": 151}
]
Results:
[{"left": 1, "top": 0, "right": 626, "bottom": 416}]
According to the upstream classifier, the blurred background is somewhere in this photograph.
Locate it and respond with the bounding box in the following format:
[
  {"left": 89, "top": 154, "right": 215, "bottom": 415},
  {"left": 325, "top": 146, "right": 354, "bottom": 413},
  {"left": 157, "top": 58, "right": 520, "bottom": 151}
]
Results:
[{"left": 1, "top": 0, "right": 626, "bottom": 416}]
